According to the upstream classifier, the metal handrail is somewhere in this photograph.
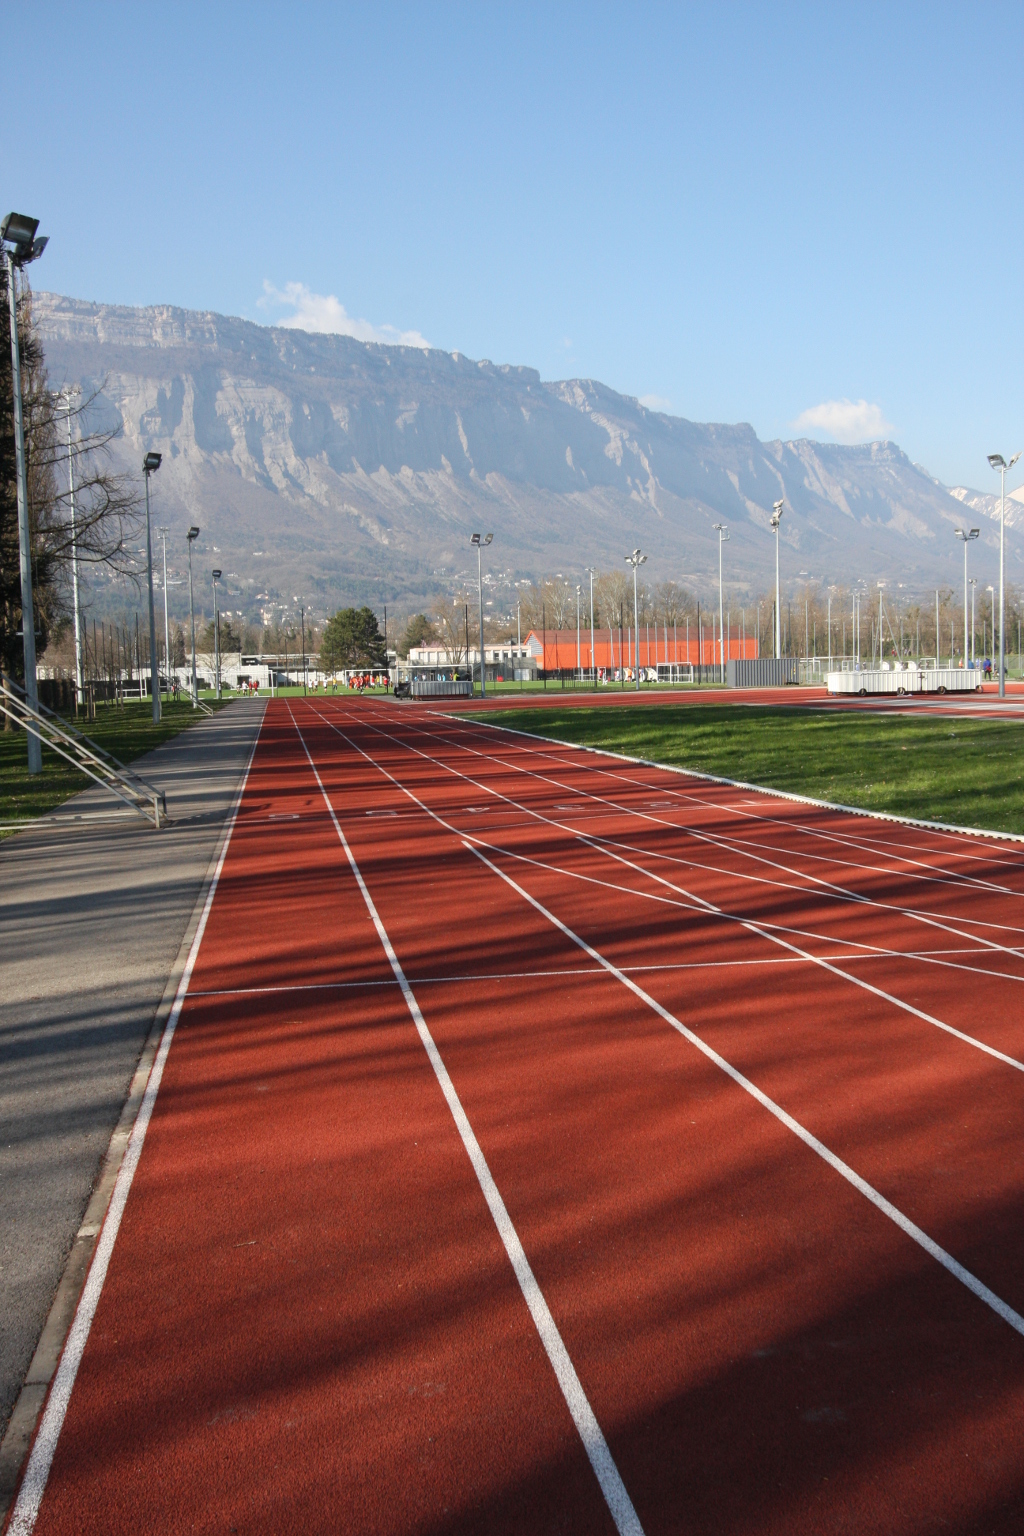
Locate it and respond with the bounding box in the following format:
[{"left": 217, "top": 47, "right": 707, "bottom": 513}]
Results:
[{"left": 0, "top": 679, "right": 167, "bottom": 828}]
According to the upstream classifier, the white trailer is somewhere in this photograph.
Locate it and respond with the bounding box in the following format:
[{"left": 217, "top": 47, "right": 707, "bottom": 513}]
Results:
[{"left": 827, "top": 664, "right": 982, "bottom": 697}]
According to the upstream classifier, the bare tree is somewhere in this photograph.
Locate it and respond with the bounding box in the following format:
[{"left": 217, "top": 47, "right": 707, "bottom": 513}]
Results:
[
  {"left": 431, "top": 592, "right": 469, "bottom": 664},
  {"left": 1, "top": 274, "right": 144, "bottom": 675}
]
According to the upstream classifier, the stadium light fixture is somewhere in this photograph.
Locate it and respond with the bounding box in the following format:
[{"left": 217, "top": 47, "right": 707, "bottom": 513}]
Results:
[
  {"left": 142, "top": 452, "right": 163, "bottom": 721},
  {"left": 770, "top": 499, "right": 784, "bottom": 659},
  {"left": 470, "top": 533, "right": 493, "bottom": 696},
  {"left": 624, "top": 548, "right": 647, "bottom": 691},
  {"left": 988, "top": 452, "right": 1021, "bottom": 696},
  {"left": 186, "top": 527, "right": 200, "bottom": 705},
  {"left": 585, "top": 566, "right": 596, "bottom": 684},
  {"left": 714, "top": 524, "right": 729, "bottom": 682},
  {"left": 2, "top": 212, "right": 48, "bottom": 772},
  {"left": 212, "top": 569, "right": 223, "bottom": 700},
  {"left": 954, "top": 528, "right": 980, "bottom": 668}
]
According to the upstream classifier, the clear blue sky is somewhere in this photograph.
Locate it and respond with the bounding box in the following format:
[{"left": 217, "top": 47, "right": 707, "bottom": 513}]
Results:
[{"left": 6, "top": 1, "right": 1022, "bottom": 489}]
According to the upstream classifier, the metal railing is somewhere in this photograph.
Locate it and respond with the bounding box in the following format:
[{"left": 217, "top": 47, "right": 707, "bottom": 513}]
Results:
[{"left": 0, "top": 677, "right": 168, "bottom": 828}]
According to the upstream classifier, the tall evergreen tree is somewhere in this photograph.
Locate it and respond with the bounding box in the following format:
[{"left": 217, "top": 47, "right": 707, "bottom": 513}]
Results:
[{"left": 320, "top": 607, "right": 386, "bottom": 671}]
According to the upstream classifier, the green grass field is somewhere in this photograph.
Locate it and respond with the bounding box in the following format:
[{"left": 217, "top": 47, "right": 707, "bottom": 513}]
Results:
[
  {"left": 474, "top": 703, "right": 1024, "bottom": 835},
  {"left": 0, "top": 698, "right": 228, "bottom": 831}
]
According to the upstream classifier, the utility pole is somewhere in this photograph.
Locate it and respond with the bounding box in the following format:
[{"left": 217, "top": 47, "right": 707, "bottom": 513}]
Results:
[
  {"left": 3, "top": 213, "right": 49, "bottom": 771},
  {"left": 625, "top": 549, "right": 647, "bottom": 691},
  {"left": 159, "top": 526, "right": 171, "bottom": 695},
  {"left": 470, "top": 533, "right": 493, "bottom": 696},
  {"left": 988, "top": 452, "right": 1021, "bottom": 697},
  {"left": 714, "top": 524, "right": 728, "bottom": 682},
  {"left": 771, "top": 500, "right": 784, "bottom": 660},
  {"left": 187, "top": 527, "right": 200, "bottom": 705}
]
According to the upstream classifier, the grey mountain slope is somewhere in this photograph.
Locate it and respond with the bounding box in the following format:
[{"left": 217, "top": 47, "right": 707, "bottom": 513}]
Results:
[{"left": 33, "top": 291, "right": 1020, "bottom": 621}]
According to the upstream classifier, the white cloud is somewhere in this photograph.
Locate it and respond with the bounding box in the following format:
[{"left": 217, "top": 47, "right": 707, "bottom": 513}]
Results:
[
  {"left": 259, "top": 281, "right": 430, "bottom": 349},
  {"left": 639, "top": 394, "right": 672, "bottom": 413},
  {"left": 791, "top": 398, "right": 893, "bottom": 444}
]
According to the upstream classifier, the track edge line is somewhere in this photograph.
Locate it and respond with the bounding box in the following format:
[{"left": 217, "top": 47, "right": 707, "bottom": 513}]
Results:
[{"left": 0, "top": 704, "right": 265, "bottom": 1535}]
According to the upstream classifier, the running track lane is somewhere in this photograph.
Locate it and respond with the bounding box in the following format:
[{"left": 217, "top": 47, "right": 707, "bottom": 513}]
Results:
[
  {"left": 12, "top": 697, "right": 1024, "bottom": 1533},
  {"left": 12, "top": 706, "right": 625, "bottom": 1535}
]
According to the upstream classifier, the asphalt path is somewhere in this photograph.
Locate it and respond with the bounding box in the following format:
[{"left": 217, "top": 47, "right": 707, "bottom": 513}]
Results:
[
  {"left": 10, "top": 695, "right": 1024, "bottom": 1534},
  {"left": 0, "top": 700, "right": 265, "bottom": 1470}
]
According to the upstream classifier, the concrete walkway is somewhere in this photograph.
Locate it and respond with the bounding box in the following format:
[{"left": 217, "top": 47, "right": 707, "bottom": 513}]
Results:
[{"left": 0, "top": 700, "right": 265, "bottom": 1449}]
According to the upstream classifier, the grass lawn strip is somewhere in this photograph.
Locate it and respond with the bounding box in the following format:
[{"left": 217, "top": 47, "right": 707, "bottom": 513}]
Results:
[
  {"left": 0, "top": 699, "right": 229, "bottom": 832},
  {"left": 466, "top": 704, "right": 1024, "bottom": 838}
]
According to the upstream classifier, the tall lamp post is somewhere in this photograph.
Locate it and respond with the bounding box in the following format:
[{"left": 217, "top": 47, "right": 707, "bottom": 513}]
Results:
[
  {"left": 2, "top": 212, "right": 48, "bottom": 772},
  {"left": 212, "top": 569, "right": 222, "bottom": 700},
  {"left": 968, "top": 577, "right": 977, "bottom": 666},
  {"left": 158, "top": 526, "right": 171, "bottom": 694},
  {"left": 988, "top": 452, "right": 1021, "bottom": 697},
  {"left": 585, "top": 566, "right": 596, "bottom": 684},
  {"left": 987, "top": 585, "right": 995, "bottom": 668},
  {"left": 770, "top": 499, "right": 784, "bottom": 659},
  {"left": 877, "top": 582, "right": 885, "bottom": 666},
  {"left": 54, "top": 387, "right": 84, "bottom": 702},
  {"left": 575, "top": 584, "right": 582, "bottom": 680},
  {"left": 186, "top": 526, "right": 200, "bottom": 705},
  {"left": 954, "top": 527, "right": 980, "bottom": 669},
  {"left": 714, "top": 523, "right": 729, "bottom": 682},
  {"left": 625, "top": 548, "right": 647, "bottom": 691},
  {"left": 470, "top": 532, "right": 493, "bottom": 697},
  {"left": 142, "top": 452, "right": 162, "bottom": 722}
]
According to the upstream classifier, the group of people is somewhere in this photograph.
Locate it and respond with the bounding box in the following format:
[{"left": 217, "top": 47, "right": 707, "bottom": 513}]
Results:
[{"left": 348, "top": 672, "right": 389, "bottom": 692}]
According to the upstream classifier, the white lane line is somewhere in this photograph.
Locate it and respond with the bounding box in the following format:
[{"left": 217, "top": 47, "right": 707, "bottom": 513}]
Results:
[
  {"left": 318, "top": 707, "right": 1024, "bottom": 1071},
  {"left": 414, "top": 716, "right": 1024, "bottom": 947},
  {"left": 455, "top": 711, "right": 1024, "bottom": 858},
  {"left": 188, "top": 951, "right": 891, "bottom": 999},
  {"left": 464, "top": 841, "right": 1024, "bottom": 1343},
  {"left": 7, "top": 727, "right": 262, "bottom": 1536},
  {"left": 452, "top": 829, "right": 1024, "bottom": 1076},
  {"left": 287, "top": 706, "right": 644, "bottom": 1536}
]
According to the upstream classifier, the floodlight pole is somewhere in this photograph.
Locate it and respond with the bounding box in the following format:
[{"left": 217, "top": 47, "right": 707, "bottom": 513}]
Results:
[
  {"left": 143, "top": 454, "right": 162, "bottom": 722},
  {"left": 989, "top": 452, "right": 1021, "bottom": 697},
  {"left": 954, "top": 528, "right": 979, "bottom": 669},
  {"left": 878, "top": 582, "right": 885, "bottom": 665},
  {"left": 969, "top": 578, "right": 977, "bottom": 665},
  {"left": 5, "top": 250, "right": 41, "bottom": 770},
  {"left": 576, "top": 584, "right": 582, "bottom": 680},
  {"left": 771, "top": 500, "right": 784, "bottom": 659},
  {"left": 186, "top": 527, "right": 199, "bottom": 705},
  {"left": 586, "top": 567, "right": 596, "bottom": 684},
  {"left": 159, "top": 526, "right": 171, "bottom": 694},
  {"left": 625, "top": 549, "right": 647, "bottom": 691},
  {"left": 714, "top": 524, "right": 729, "bottom": 682},
  {"left": 212, "top": 570, "right": 222, "bottom": 700},
  {"left": 470, "top": 533, "right": 493, "bottom": 697}
]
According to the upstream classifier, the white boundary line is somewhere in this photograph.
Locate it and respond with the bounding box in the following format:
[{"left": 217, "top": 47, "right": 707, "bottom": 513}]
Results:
[
  {"left": 287, "top": 705, "right": 644, "bottom": 1536},
  {"left": 448, "top": 713, "right": 1024, "bottom": 846},
  {"left": 7, "top": 727, "right": 262, "bottom": 1536}
]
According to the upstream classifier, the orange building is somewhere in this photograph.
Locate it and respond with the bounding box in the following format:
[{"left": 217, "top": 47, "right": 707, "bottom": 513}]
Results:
[{"left": 524, "top": 626, "right": 759, "bottom": 673}]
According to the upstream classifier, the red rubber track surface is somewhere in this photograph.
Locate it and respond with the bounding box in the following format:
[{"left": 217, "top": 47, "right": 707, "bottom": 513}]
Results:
[{"left": 18, "top": 697, "right": 1024, "bottom": 1535}]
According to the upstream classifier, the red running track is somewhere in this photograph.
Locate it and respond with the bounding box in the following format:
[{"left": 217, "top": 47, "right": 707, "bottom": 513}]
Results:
[{"left": 10, "top": 696, "right": 1024, "bottom": 1535}]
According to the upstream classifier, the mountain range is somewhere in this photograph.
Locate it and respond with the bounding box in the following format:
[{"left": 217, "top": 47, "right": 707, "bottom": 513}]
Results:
[{"left": 33, "top": 291, "right": 1023, "bottom": 626}]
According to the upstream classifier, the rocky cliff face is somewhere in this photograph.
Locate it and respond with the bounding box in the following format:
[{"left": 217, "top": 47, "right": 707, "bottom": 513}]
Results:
[{"left": 33, "top": 290, "right": 1019, "bottom": 623}]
